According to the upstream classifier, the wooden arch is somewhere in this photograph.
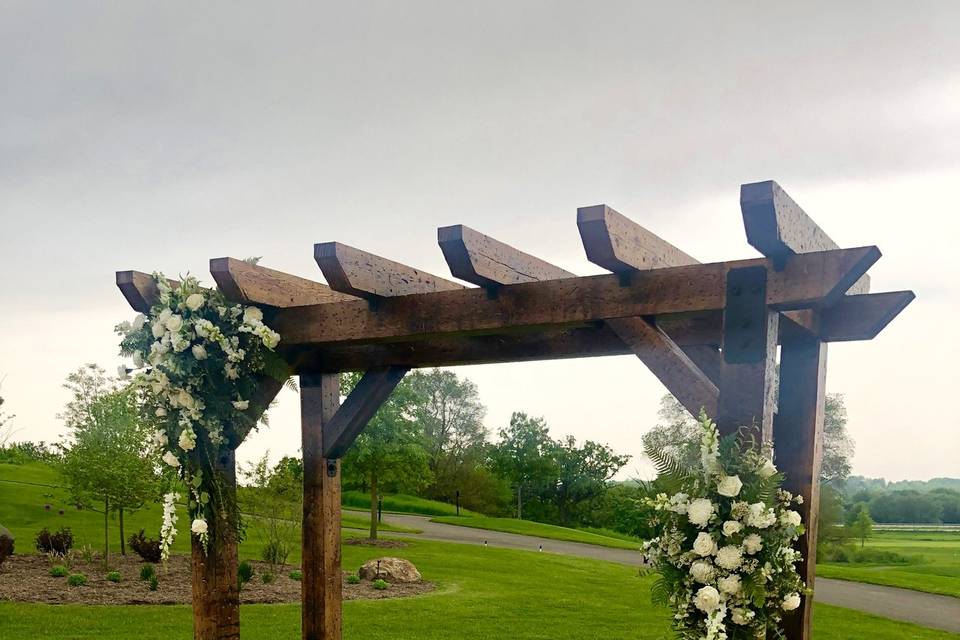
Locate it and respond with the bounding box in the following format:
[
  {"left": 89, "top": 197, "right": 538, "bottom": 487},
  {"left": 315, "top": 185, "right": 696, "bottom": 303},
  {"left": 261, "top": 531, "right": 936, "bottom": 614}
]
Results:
[{"left": 117, "top": 180, "right": 913, "bottom": 640}]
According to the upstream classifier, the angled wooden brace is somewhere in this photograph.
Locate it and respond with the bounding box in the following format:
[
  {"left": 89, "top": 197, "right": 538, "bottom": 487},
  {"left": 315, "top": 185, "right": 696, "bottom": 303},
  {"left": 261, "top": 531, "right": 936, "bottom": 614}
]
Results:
[{"left": 438, "top": 224, "right": 719, "bottom": 419}]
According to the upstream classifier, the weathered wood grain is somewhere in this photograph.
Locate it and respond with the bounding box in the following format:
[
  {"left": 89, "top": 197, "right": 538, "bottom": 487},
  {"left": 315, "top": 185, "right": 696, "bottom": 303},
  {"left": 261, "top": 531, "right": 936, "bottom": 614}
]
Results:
[
  {"left": 211, "top": 257, "right": 355, "bottom": 307},
  {"left": 577, "top": 204, "right": 697, "bottom": 272},
  {"left": 322, "top": 366, "right": 409, "bottom": 458},
  {"left": 315, "top": 242, "right": 463, "bottom": 299},
  {"left": 116, "top": 271, "right": 179, "bottom": 312},
  {"left": 275, "top": 247, "right": 879, "bottom": 347}
]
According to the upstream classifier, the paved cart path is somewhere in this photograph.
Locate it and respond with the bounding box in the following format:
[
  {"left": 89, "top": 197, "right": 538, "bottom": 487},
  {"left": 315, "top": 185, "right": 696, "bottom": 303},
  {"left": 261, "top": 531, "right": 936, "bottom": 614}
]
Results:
[{"left": 370, "top": 512, "right": 960, "bottom": 634}]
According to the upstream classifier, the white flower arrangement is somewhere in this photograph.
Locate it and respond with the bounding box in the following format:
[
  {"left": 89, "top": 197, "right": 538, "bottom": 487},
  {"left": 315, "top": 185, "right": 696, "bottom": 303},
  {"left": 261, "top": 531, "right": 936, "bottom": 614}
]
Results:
[
  {"left": 116, "top": 273, "right": 287, "bottom": 560},
  {"left": 642, "top": 412, "right": 808, "bottom": 639}
]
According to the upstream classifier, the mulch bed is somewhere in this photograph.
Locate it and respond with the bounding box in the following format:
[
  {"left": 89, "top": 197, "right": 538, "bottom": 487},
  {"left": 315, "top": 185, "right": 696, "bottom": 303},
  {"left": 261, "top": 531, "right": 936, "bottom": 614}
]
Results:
[
  {"left": 0, "top": 554, "right": 433, "bottom": 605},
  {"left": 344, "top": 538, "right": 409, "bottom": 548}
]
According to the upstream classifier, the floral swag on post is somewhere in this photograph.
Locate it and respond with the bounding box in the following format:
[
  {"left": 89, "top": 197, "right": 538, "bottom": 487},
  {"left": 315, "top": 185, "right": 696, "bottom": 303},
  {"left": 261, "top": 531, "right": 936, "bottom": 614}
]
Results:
[
  {"left": 116, "top": 274, "right": 285, "bottom": 560},
  {"left": 642, "top": 413, "right": 808, "bottom": 640}
]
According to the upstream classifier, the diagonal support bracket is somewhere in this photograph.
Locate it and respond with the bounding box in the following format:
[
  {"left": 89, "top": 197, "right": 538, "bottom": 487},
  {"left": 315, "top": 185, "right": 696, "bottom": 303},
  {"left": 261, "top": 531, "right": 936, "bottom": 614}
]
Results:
[{"left": 320, "top": 366, "right": 410, "bottom": 459}]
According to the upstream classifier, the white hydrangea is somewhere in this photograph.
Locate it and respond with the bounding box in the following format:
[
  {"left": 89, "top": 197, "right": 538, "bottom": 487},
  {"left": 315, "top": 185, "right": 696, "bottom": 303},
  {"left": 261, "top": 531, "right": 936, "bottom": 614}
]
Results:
[
  {"left": 715, "top": 545, "right": 743, "bottom": 571},
  {"left": 746, "top": 502, "right": 777, "bottom": 529},
  {"left": 687, "top": 498, "right": 715, "bottom": 528},
  {"left": 718, "top": 573, "right": 742, "bottom": 595}
]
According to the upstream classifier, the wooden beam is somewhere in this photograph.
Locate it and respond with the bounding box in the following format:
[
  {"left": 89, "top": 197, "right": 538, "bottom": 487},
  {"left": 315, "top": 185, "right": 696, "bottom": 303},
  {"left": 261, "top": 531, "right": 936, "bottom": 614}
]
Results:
[
  {"left": 275, "top": 247, "right": 880, "bottom": 347},
  {"left": 775, "top": 332, "right": 828, "bottom": 640},
  {"left": 301, "top": 374, "right": 342, "bottom": 640},
  {"left": 439, "top": 224, "right": 719, "bottom": 417},
  {"left": 116, "top": 271, "right": 179, "bottom": 313},
  {"left": 819, "top": 291, "right": 915, "bottom": 341},
  {"left": 322, "top": 366, "right": 409, "bottom": 458},
  {"left": 577, "top": 204, "right": 697, "bottom": 272},
  {"left": 741, "top": 180, "right": 869, "bottom": 294},
  {"left": 315, "top": 241, "right": 463, "bottom": 299},
  {"left": 210, "top": 257, "right": 355, "bottom": 307}
]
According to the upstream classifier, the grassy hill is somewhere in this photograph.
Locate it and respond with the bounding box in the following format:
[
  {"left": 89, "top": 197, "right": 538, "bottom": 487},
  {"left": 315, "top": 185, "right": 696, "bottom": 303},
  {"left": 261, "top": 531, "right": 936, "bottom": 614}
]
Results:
[{"left": 430, "top": 516, "right": 642, "bottom": 550}]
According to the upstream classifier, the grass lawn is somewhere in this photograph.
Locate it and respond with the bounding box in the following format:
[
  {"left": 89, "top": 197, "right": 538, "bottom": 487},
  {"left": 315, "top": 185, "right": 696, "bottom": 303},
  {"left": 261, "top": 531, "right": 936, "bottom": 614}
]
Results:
[
  {"left": 429, "top": 515, "right": 640, "bottom": 551},
  {"left": 342, "top": 490, "right": 481, "bottom": 517},
  {"left": 817, "top": 530, "right": 960, "bottom": 598}
]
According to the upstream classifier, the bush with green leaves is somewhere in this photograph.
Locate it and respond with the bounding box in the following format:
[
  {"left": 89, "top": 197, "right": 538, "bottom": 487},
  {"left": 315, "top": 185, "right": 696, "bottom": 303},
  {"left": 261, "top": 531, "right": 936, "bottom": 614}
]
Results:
[
  {"left": 238, "top": 560, "right": 254, "bottom": 586},
  {"left": 148, "top": 574, "right": 159, "bottom": 591},
  {"left": 35, "top": 527, "right": 73, "bottom": 554},
  {"left": 261, "top": 539, "right": 291, "bottom": 569},
  {"left": 261, "top": 572, "right": 275, "bottom": 584},
  {"left": 49, "top": 565, "right": 68, "bottom": 578},
  {"left": 139, "top": 564, "right": 155, "bottom": 581},
  {"left": 373, "top": 578, "right": 388, "bottom": 590},
  {"left": 346, "top": 574, "right": 361, "bottom": 585},
  {"left": 67, "top": 573, "right": 87, "bottom": 587},
  {"left": 289, "top": 570, "right": 302, "bottom": 581},
  {"left": 107, "top": 570, "right": 121, "bottom": 583}
]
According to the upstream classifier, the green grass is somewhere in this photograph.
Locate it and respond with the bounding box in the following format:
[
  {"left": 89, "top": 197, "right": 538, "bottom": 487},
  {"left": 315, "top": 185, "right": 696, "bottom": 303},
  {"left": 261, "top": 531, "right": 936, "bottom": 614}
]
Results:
[
  {"left": 817, "top": 530, "right": 960, "bottom": 598},
  {"left": 342, "top": 490, "right": 481, "bottom": 517},
  {"left": 430, "top": 515, "right": 642, "bottom": 550}
]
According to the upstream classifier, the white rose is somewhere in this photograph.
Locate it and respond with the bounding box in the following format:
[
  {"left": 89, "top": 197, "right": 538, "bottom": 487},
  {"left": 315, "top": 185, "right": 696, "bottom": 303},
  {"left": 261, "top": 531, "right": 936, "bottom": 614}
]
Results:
[
  {"left": 718, "top": 574, "right": 742, "bottom": 595},
  {"left": 192, "top": 344, "right": 208, "bottom": 360},
  {"left": 165, "top": 314, "right": 183, "bottom": 332},
  {"left": 232, "top": 400, "right": 249, "bottom": 411},
  {"left": 782, "top": 593, "right": 801, "bottom": 611},
  {"left": 715, "top": 545, "right": 743, "bottom": 571},
  {"left": 185, "top": 293, "right": 205, "bottom": 311},
  {"left": 191, "top": 519, "right": 208, "bottom": 535},
  {"left": 722, "top": 520, "right": 743, "bottom": 536},
  {"left": 689, "top": 560, "right": 715, "bottom": 584},
  {"left": 731, "top": 608, "right": 753, "bottom": 625},
  {"left": 742, "top": 534, "right": 763, "bottom": 555},
  {"left": 687, "top": 498, "right": 715, "bottom": 528},
  {"left": 717, "top": 475, "right": 743, "bottom": 497},
  {"left": 693, "top": 585, "right": 721, "bottom": 613},
  {"left": 692, "top": 532, "right": 717, "bottom": 557},
  {"left": 780, "top": 510, "right": 802, "bottom": 527},
  {"left": 151, "top": 320, "right": 166, "bottom": 339},
  {"left": 162, "top": 450, "right": 181, "bottom": 468},
  {"left": 243, "top": 306, "right": 264, "bottom": 325},
  {"left": 178, "top": 430, "right": 195, "bottom": 451},
  {"left": 759, "top": 459, "right": 778, "bottom": 479}
]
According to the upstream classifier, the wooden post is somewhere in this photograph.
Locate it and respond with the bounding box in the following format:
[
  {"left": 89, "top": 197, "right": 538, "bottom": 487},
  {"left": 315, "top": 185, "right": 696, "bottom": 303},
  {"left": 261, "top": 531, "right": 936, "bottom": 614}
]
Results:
[
  {"left": 776, "top": 332, "right": 827, "bottom": 640},
  {"left": 301, "top": 374, "right": 343, "bottom": 640},
  {"left": 191, "top": 449, "right": 241, "bottom": 640}
]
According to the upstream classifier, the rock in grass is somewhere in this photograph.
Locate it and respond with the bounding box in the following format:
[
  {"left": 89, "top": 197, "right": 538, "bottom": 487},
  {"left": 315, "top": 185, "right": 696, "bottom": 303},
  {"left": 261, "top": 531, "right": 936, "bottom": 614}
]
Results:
[{"left": 358, "top": 557, "right": 421, "bottom": 583}]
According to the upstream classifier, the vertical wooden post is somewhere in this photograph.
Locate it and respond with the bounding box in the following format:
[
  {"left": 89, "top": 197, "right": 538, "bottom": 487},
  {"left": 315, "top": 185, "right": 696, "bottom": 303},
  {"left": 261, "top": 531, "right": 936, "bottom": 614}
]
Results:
[
  {"left": 301, "top": 374, "right": 343, "bottom": 640},
  {"left": 776, "top": 333, "right": 827, "bottom": 640},
  {"left": 191, "top": 449, "right": 241, "bottom": 640}
]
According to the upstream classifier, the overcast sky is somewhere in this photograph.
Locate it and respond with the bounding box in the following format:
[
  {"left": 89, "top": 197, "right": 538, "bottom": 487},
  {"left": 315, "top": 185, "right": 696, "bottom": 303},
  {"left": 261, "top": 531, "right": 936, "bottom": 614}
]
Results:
[{"left": 1, "top": 1, "right": 958, "bottom": 481}]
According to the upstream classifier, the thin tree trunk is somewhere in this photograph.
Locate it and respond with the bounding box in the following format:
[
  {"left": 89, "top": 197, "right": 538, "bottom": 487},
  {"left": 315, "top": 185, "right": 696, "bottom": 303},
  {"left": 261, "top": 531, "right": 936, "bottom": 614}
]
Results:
[
  {"left": 119, "top": 508, "right": 125, "bottom": 556},
  {"left": 369, "top": 473, "right": 379, "bottom": 541},
  {"left": 192, "top": 450, "right": 240, "bottom": 640},
  {"left": 104, "top": 496, "right": 109, "bottom": 568},
  {"left": 516, "top": 486, "right": 522, "bottom": 520}
]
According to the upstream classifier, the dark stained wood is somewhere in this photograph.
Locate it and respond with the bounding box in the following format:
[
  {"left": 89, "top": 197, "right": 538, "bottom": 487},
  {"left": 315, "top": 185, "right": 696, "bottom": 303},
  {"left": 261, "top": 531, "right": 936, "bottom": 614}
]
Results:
[
  {"left": 775, "top": 332, "right": 828, "bottom": 640},
  {"left": 275, "top": 247, "right": 880, "bottom": 347},
  {"left": 717, "top": 309, "right": 779, "bottom": 441},
  {"left": 191, "top": 449, "right": 240, "bottom": 640},
  {"left": 323, "top": 366, "right": 409, "bottom": 458},
  {"left": 210, "top": 257, "right": 355, "bottom": 307},
  {"left": 116, "top": 271, "right": 179, "bottom": 312},
  {"left": 819, "top": 291, "right": 915, "bottom": 341},
  {"left": 741, "top": 180, "right": 869, "bottom": 294},
  {"left": 301, "top": 374, "right": 342, "bottom": 640},
  {"left": 315, "top": 242, "right": 464, "bottom": 299},
  {"left": 577, "top": 204, "right": 697, "bottom": 272},
  {"left": 678, "top": 344, "right": 722, "bottom": 383},
  {"left": 437, "top": 224, "right": 718, "bottom": 416}
]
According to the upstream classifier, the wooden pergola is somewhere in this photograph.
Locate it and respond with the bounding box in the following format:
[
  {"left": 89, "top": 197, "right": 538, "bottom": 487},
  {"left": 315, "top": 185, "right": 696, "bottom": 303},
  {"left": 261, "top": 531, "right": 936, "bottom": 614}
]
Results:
[{"left": 117, "top": 180, "right": 913, "bottom": 640}]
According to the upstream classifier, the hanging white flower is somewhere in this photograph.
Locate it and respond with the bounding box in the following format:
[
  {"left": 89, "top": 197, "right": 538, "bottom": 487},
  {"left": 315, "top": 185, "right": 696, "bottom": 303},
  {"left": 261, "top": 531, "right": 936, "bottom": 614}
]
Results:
[
  {"left": 192, "top": 344, "right": 208, "bottom": 360},
  {"left": 781, "top": 593, "right": 801, "bottom": 611},
  {"left": 693, "top": 585, "right": 721, "bottom": 613},
  {"left": 742, "top": 533, "right": 763, "bottom": 555},
  {"left": 185, "top": 293, "right": 205, "bottom": 311},
  {"left": 722, "top": 520, "right": 743, "bottom": 536},
  {"left": 687, "top": 498, "right": 715, "bottom": 528},
  {"left": 162, "top": 450, "right": 181, "bottom": 468},
  {"left": 191, "top": 518, "right": 208, "bottom": 535},
  {"left": 718, "top": 574, "right": 742, "bottom": 595},
  {"left": 159, "top": 492, "right": 179, "bottom": 562},
  {"left": 715, "top": 545, "right": 743, "bottom": 571},
  {"left": 689, "top": 560, "right": 715, "bottom": 584},
  {"left": 692, "top": 532, "right": 717, "bottom": 557},
  {"left": 717, "top": 475, "right": 743, "bottom": 497},
  {"left": 232, "top": 399, "right": 249, "bottom": 411}
]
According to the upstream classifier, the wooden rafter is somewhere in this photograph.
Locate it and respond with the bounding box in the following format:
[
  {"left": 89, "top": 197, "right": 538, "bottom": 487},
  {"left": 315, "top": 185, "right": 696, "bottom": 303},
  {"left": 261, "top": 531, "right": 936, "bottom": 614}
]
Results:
[
  {"left": 439, "top": 224, "right": 719, "bottom": 418},
  {"left": 315, "top": 242, "right": 463, "bottom": 299},
  {"left": 211, "top": 257, "right": 355, "bottom": 307}
]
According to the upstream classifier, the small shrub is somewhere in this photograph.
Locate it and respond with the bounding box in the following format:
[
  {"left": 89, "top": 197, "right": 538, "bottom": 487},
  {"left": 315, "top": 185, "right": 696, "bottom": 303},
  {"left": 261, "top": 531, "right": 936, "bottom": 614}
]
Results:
[
  {"left": 238, "top": 560, "right": 254, "bottom": 585},
  {"left": 148, "top": 575, "right": 159, "bottom": 591},
  {"left": 79, "top": 544, "right": 95, "bottom": 563},
  {"left": 107, "top": 571, "right": 121, "bottom": 583},
  {"left": 139, "top": 564, "right": 156, "bottom": 581},
  {"left": 261, "top": 539, "right": 290, "bottom": 568},
  {"left": 289, "top": 570, "right": 302, "bottom": 581},
  {"left": 129, "top": 529, "right": 163, "bottom": 563},
  {"left": 261, "top": 572, "right": 275, "bottom": 584},
  {"left": 35, "top": 527, "right": 73, "bottom": 554},
  {"left": 372, "top": 578, "right": 388, "bottom": 590},
  {"left": 0, "top": 525, "right": 14, "bottom": 568},
  {"left": 67, "top": 573, "right": 87, "bottom": 587},
  {"left": 50, "top": 565, "right": 68, "bottom": 578},
  {"left": 346, "top": 574, "right": 360, "bottom": 585}
]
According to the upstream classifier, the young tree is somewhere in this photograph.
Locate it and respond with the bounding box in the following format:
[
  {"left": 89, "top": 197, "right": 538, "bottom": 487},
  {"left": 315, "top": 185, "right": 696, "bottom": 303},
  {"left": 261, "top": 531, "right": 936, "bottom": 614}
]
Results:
[
  {"left": 848, "top": 504, "right": 874, "bottom": 548},
  {"left": 59, "top": 365, "right": 158, "bottom": 564},
  {"left": 490, "top": 412, "right": 557, "bottom": 520},
  {"left": 340, "top": 373, "right": 431, "bottom": 540},
  {"left": 240, "top": 453, "right": 300, "bottom": 571}
]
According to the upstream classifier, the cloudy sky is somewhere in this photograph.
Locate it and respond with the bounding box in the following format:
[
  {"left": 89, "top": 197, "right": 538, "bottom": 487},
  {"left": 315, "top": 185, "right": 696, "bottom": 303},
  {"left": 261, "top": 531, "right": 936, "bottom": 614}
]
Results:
[{"left": 1, "top": 1, "right": 957, "bottom": 481}]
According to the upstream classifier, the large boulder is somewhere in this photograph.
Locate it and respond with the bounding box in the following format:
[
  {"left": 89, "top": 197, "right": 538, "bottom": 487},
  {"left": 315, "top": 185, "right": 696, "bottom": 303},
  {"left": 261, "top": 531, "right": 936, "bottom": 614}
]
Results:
[{"left": 358, "top": 557, "right": 421, "bottom": 583}]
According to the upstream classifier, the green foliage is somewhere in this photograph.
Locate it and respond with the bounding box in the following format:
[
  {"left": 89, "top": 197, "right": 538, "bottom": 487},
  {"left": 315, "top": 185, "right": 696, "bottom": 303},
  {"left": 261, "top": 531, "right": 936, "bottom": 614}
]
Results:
[
  {"left": 288, "top": 570, "right": 302, "bottom": 581},
  {"left": 346, "top": 573, "right": 360, "bottom": 584},
  {"left": 819, "top": 542, "right": 919, "bottom": 565},
  {"left": 238, "top": 560, "right": 254, "bottom": 585},
  {"left": 49, "top": 565, "right": 68, "bottom": 578},
  {"left": 260, "top": 572, "right": 275, "bottom": 584},
  {"left": 148, "top": 574, "right": 159, "bottom": 591},
  {"left": 849, "top": 505, "right": 875, "bottom": 548},
  {"left": 67, "top": 573, "right": 87, "bottom": 587},
  {"left": 139, "top": 564, "right": 155, "bottom": 581},
  {"left": 35, "top": 527, "right": 73, "bottom": 554},
  {"left": 372, "top": 578, "right": 388, "bottom": 590},
  {"left": 106, "top": 570, "right": 121, "bottom": 583},
  {"left": 0, "top": 441, "right": 59, "bottom": 465},
  {"left": 240, "top": 452, "right": 298, "bottom": 570}
]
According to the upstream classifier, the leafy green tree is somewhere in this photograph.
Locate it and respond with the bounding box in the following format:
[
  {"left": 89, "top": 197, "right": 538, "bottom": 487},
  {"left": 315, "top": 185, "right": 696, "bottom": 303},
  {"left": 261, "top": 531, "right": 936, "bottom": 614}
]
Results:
[
  {"left": 240, "top": 452, "right": 300, "bottom": 570},
  {"left": 59, "top": 365, "right": 158, "bottom": 565},
  {"left": 848, "top": 504, "right": 874, "bottom": 548},
  {"left": 490, "top": 412, "right": 558, "bottom": 519},
  {"left": 549, "top": 436, "right": 630, "bottom": 526},
  {"left": 822, "top": 394, "right": 855, "bottom": 483},
  {"left": 340, "top": 373, "right": 431, "bottom": 540}
]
